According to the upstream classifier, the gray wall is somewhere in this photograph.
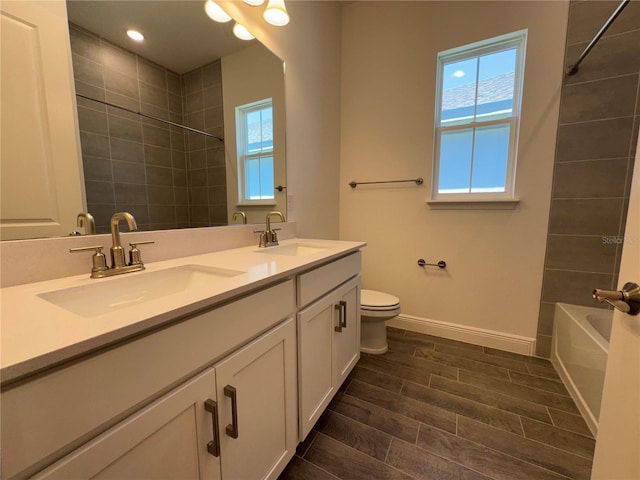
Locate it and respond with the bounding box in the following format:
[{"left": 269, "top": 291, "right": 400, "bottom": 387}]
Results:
[
  {"left": 69, "top": 24, "right": 226, "bottom": 233},
  {"left": 536, "top": 0, "right": 640, "bottom": 357},
  {"left": 182, "top": 63, "right": 227, "bottom": 227}
]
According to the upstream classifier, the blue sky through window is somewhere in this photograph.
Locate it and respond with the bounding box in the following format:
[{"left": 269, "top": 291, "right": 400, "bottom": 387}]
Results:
[{"left": 438, "top": 47, "right": 517, "bottom": 193}]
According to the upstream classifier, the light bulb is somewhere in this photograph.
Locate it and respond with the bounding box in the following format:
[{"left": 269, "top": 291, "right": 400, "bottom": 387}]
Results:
[
  {"left": 126, "top": 29, "right": 144, "bottom": 41},
  {"left": 263, "top": 0, "right": 289, "bottom": 26},
  {"left": 233, "top": 23, "right": 255, "bottom": 41},
  {"left": 243, "top": 0, "right": 265, "bottom": 5},
  {"left": 204, "top": 0, "right": 232, "bottom": 23}
]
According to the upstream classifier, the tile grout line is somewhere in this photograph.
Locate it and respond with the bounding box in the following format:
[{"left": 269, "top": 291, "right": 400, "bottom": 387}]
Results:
[
  {"left": 383, "top": 437, "right": 393, "bottom": 464},
  {"left": 449, "top": 424, "right": 577, "bottom": 480},
  {"left": 297, "top": 456, "right": 342, "bottom": 480},
  {"left": 546, "top": 406, "right": 556, "bottom": 427}
]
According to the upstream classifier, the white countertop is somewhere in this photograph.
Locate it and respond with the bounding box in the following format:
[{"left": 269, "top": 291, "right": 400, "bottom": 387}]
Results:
[{"left": 1, "top": 238, "right": 365, "bottom": 385}]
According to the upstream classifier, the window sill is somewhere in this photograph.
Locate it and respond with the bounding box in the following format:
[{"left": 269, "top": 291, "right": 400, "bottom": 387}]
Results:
[
  {"left": 235, "top": 202, "right": 277, "bottom": 207},
  {"left": 427, "top": 199, "right": 520, "bottom": 210}
]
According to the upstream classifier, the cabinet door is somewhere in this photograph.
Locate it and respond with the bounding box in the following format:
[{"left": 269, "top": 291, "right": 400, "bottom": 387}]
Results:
[
  {"left": 333, "top": 276, "right": 361, "bottom": 388},
  {"left": 33, "top": 368, "right": 221, "bottom": 480},
  {"left": 215, "top": 318, "right": 297, "bottom": 480},
  {"left": 297, "top": 292, "right": 336, "bottom": 439}
]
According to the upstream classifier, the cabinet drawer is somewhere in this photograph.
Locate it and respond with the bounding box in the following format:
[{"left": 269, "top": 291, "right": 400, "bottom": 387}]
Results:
[
  {"left": 297, "top": 252, "right": 361, "bottom": 308},
  {"left": 1, "top": 280, "right": 294, "bottom": 480}
]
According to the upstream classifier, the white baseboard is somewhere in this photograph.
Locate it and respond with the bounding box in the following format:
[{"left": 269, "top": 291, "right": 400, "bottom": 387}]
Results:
[{"left": 386, "top": 314, "right": 536, "bottom": 356}]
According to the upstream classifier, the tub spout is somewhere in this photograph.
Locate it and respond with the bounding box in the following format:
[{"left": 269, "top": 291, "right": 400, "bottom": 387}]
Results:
[{"left": 593, "top": 282, "right": 640, "bottom": 315}]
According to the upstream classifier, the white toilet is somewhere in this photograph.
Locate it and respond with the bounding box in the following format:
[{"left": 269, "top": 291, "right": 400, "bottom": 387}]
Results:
[{"left": 360, "top": 289, "right": 401, "bottom": 354}]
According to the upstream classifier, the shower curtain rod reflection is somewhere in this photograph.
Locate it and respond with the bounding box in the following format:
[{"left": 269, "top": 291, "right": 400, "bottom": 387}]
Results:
[{"left": 75, "top": 93, "right": 224, "bottom": 141}]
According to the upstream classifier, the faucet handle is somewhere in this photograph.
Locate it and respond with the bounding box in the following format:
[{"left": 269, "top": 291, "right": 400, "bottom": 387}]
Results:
[
  {"left": 70, "top": 245, "right": 108, "bottom": 276},
  {"left": 253, "top": 230, "right": 267, "bottom": 248},
  {"left": 128, "top": 241, "right": 154, "bottom": 266}
]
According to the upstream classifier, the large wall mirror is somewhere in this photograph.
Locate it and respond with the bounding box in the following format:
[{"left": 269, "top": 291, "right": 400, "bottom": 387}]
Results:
[{"left": 2, "top": 0, "right": 286, "bottom": 239}]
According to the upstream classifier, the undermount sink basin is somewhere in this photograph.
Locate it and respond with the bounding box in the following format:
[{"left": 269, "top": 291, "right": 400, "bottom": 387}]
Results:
[
  {"left": 256, "top": 243, "right": 330, "bottom": 256},
  {"left": 38, "top": 264, "right": 245, "bottom": 318}
]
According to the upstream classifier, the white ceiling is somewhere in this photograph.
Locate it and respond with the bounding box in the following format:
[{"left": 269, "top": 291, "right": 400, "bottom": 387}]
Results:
[{"left": 66, "top": 1, "right": 257, "bottom": 74}]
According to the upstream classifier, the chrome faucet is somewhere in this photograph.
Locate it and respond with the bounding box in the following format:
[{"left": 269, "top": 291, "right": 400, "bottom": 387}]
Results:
[
  {"left": 70, "top": 212, "right": 154, "bottom": 278},
  {"left": 76, "top": 212, "right": 96, "bottom": 235},
  {"left": 257, "top": 211, "right": 285, "bottom": 247},
  {"left": 232, "top": 211, "right": 247, "bottom": 224}
]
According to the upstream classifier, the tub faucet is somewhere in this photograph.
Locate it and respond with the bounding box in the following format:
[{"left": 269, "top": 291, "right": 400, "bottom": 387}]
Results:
[{"left": 593, "top": 282, "right": 640, "bottom": 315}]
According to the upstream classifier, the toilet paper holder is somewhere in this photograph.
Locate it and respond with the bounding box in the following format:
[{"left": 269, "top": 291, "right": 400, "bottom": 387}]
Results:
[{"left": 417, "top": 259, "right": 447, "bottom": 269}]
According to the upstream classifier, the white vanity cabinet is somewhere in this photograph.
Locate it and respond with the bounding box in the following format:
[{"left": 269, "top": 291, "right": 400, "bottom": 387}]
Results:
[
  {"left": 2, "top": 281, "right": 297, "bottom": 480},
  {"left": 32, "top": 319, "right": 297, "bottom": 480},
  {"left": 297, "top": 252, "right": 361, "bottom": 439}
]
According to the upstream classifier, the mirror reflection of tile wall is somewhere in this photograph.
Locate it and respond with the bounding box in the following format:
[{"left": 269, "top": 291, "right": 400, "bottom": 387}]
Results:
[{"left": 70, "top": 24, "right": 227, "bottom": 233}]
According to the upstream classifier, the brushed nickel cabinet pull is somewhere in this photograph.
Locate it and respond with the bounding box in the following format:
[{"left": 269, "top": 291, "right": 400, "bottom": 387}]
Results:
[
  {"left": 224, "top": 385, "right": 239, "bottom": 438},
  {"left": 339, "top": 300, "right": 348, "bottom": 328},
  {"left": 204, "top": 399, "right": 220, "bottom": 457},
  {"left": 334, "top": 303, "right": 343, "bottom": 332}
]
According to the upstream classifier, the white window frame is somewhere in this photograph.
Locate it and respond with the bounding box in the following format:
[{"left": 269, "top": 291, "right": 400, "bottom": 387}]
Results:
[
  {"left": 236, "top": 98, "right": 275, "bottom": 206},
  {"left": 431, "top": 30, "right": 527, "bottom": 204}
]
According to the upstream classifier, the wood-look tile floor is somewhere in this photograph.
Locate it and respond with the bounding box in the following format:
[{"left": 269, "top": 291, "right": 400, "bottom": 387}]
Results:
[{"left": 279, "top": 327, "right": 595, "bottom": 480}]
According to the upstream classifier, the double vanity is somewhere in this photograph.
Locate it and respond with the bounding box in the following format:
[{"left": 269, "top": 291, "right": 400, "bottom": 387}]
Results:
[{"left": 1, "top": 238, "right": 365, "bottom": 480}]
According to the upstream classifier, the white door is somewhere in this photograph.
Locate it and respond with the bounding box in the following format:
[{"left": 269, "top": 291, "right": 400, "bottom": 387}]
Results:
[
  {"left": 591, "top": 136, "right": 640, "bottom": 479},
  {"left": 1, "top": 1, "right": 85, "bottom": 240}
]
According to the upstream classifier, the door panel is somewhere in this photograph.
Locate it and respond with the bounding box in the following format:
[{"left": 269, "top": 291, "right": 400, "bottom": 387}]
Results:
[
  {"left": 591, "top": 134, "right": 639, "bottom": 479},
  {"left": 0, "top": 1, "right": 85, "bottom": 240}
]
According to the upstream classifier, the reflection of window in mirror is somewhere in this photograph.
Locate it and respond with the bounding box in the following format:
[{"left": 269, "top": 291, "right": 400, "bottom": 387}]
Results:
[{"left": 236, "top": 99, "right": 275, "bottom": 203}]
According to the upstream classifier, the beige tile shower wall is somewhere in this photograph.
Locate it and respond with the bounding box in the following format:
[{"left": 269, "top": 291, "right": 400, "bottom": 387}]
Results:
[
  {"left": 536, "top": 0, "right": 640, "bottom": 357},
  {"left": 339, "top": 2, "right": 569, "bottom": 343}
]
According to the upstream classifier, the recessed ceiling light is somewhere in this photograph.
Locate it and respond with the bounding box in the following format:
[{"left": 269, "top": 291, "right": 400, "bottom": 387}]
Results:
[
  {"left": 243, "top": 0, "right": 265, "bottom": 5},
  {"left": 126, "top": 29, "right": 144, "bottom": 42},
  {"left": 453, "top": 70, "right": 465, "bottom": 78}
]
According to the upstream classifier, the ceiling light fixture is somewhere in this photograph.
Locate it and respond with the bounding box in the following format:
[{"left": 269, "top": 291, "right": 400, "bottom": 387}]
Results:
[
  {"left": 243, "top": 0, "right": 265, "bottom": 5},
  {"left": 453, "top": 70, "right": 465, "bottom": 78},
  {"left": 126, "top": 29, "right": 144, "bottom": 41},
  {"left": 263, "top": 0, "right": 289, "bottom": 26},
  {"left": 233, "top": 23, "right": 255, "bottom": 41},
  {"left": 204, "top": 0, "right": 232, "bottom": 22}
]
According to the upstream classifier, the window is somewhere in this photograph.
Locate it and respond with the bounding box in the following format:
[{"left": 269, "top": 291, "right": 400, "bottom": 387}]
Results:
[
  {"left": 236, "top": 99, "right": 274, "bottom": 203},
  {"left": 432, "top": 30, "right": 527, "bottom": 201}
]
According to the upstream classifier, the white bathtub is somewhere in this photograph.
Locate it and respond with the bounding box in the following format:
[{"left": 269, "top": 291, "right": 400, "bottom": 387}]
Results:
[{"left": 551, "top": 303, "right": 612, "bottom": 436}]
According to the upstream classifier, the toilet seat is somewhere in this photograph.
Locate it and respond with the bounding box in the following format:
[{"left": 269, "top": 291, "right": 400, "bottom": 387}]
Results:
[{"left": 361, "top": 289, "right": 400, "bottom": 312}]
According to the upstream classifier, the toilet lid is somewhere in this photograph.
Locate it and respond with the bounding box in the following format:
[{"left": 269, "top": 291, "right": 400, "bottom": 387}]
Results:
[{"left": 361, "top": 289, "right": 400, "bottom": 310}]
